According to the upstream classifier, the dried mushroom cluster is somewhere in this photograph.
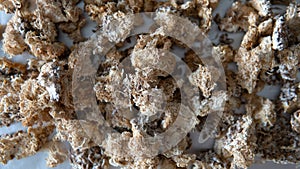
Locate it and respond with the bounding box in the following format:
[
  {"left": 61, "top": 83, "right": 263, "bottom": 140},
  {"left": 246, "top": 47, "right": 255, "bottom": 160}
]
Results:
[{"left": 0, "top": 0, "right": 299, "bottom": 169}]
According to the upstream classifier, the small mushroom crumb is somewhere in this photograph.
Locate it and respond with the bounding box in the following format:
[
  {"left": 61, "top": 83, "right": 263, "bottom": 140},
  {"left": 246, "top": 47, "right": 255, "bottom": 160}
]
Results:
[
  {"left": 189, "top": 65, "right": 216, "bottom": 98},
  {"left": 272, "top": 16, "right": 288, "bottom": 51},
  {"left": 70, "top": 146, "right": 109, "bottom": 169},
  {"left": 252, "top": 98, "right": 276, "bottom": 128},
  {"left": 46, "top": 141, "right": 68, "bottom": 168},
  {"left": 249, "top": 0, "right": 271, "bottom": 17},
  {"left": 291, "top": 110, "right": 300, "bottom": 133},
  {"left": 219, "top": 1, "right": 258, "bottom": 32}
]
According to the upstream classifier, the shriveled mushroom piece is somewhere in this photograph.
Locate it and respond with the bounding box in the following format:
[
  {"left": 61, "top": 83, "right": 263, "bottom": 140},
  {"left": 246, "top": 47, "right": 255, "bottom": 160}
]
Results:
[{"left": 0, "top": 125, "right": 54, "bottom": 164}]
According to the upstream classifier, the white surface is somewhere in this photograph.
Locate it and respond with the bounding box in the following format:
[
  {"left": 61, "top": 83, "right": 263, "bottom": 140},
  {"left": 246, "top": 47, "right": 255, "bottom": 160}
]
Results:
[
  {"left": 257, "top": 85, "right": 282, "bottom": 100},
  {"left": 0, "top": 122, "right": 26, "bottom": 135},
  {"left": 0, "top": 151, "right": 71, "bottom": 169},
  {"left": 0, "top": 1, "right": 299, "bottom": 169}
]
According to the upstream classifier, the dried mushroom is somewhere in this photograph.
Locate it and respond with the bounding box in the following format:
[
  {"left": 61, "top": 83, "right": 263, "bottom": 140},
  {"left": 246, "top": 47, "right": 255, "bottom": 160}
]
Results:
[
  {"left": 46, "top": 141, "right": 68, "bottom": 168},
  {"left": 0, "top": 125, "right": 54, "bottom": 164},
  {"left": 0, "top": 0, "right": 300, "bottom": 168}
]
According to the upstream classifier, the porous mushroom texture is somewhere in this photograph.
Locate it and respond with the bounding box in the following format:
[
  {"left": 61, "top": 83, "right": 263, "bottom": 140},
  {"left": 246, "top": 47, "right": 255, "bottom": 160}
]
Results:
[
  {"left": 252, "top": 98, "right": 276, "bottom": 128},
  {"left": 272, "top": 16, "right": 288, "bottom": 51},
  {"left": 0, "top": 0, "right": 300, "bottom": 168},
  {"left": 102, "top": 11, "right": 135, "bottom": 43},
  {"left": 2, "top": 13, "right": 28, "bottom": 55},
  {"left": 249, "top": 0, "right": 271, "bottom": 17},
  {"left": 188, "top": 64, "right": 216, "bottom": 98},
  {"left": 0, "top": 75, "right": 24, "bottom": 126},
  {"left": 219, "top": 1, "right": 258, "bottom": 32},
  {"left": 130, "top": 157, "right": 160, "bottom": 169},
  {"left": 258, "top": 18, "right": 273, "bottom": 36},
  {"left": 45, "top": 141, "right": 68, "bottom": 168},
  {"left": 0, "top": 58, "right": 26, "bottom": 126},
  {"left": 235, "top": 47, "right": 261, "bottom": 94},
  {"left": 256, "top": 113, "right": 300, "bottom": 164},
  {"left": 19, "top": 79, "right": 53, "bottom": 127},
  {"left": 36, "top": 0, "right": 82, "bottom": 23},
  {"left": 286, "top": 3, "right": 300, "bottom": 42},
  {"left": 3, "top": 10, "right": 65, "bottom": 59},
  {"left": 0, "top": 0, "right": 23, "bottom": 13},
  {"left": 171, "top": 153, "right": 196, "bottom": 168},
  {"left": 70, "top": 146, "right": 109, "bottom": 169},
  {"left": 196, "top": 0, "right": 213, "bottom": 33},
  {"left": 131, "top": 47, "right": 176, "bottom": 77},
  {"left": 54, "top": 119, "right": 95, "bottom": 150},
  {"left": 277, "top": 44, "right": 300, "bottom": 82},
  {"left": 212, "top": 45, "right": 234, "bottom": 65},
  {"left": 37, "top": 61, "right": 63, "bottom": 102},
  {"left": 214, "top": 115, "right": 257, "bottom": 169},
  {"left": 2, "top": 0, "right": 86, "bottom": 60},
  {"left": 163, "top": 136, "right": 192, "bottom": 159},
  {"left": 291, "top": 110, "right": 300, "bottom": 133},
  {"left": 279, "top": 82, "right": 298, "bottom": 112},
  {"left": 0, "top": 125, "right": 54, "bottom": 164},
  {"left": 192, "top": 151, "right": 231, "bottom": 169}
]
